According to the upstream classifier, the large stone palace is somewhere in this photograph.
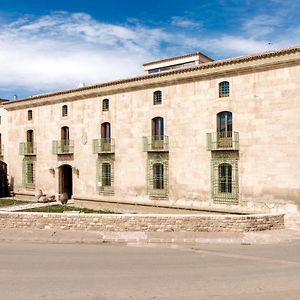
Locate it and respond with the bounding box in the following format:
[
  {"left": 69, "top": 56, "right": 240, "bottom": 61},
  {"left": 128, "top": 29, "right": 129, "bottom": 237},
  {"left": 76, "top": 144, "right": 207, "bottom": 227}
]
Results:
[{"left": 0, "top": 45, "right": 299, "bottom": 213}]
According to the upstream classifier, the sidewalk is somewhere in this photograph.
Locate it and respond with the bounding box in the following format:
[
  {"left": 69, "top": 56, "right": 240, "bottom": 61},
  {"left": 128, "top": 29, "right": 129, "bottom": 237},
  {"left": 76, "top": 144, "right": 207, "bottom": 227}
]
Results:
[{"left": 1, "top": 228, "right": 300, "bottom": 245}]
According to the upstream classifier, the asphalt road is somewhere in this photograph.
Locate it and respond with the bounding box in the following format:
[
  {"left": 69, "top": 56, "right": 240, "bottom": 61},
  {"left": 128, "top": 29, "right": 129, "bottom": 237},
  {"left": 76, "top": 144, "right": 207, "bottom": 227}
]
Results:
[{"left": 0, "top": 241, "right": 299, "bottom": 300}]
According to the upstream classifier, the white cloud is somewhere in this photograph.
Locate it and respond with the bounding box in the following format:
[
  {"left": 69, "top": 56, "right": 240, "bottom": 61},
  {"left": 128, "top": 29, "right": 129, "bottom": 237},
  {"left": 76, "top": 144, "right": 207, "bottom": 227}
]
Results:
[
  {"left": 0, "top": 12, "right": 169, "bottom": 95},
  {"left": 0, "top": 11, "right": 298, "bottom": 98},
  {"left": 171, "top": 16, "right": 202, "bottom": 29},
  {"left": 243, "top": 15, "right": 282, "bottom": 38}
]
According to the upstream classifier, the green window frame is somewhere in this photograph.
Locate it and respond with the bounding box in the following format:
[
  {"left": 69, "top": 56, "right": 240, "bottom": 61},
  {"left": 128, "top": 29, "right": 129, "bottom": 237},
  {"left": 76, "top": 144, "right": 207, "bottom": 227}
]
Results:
[
  {"left": 96, "top": 158, "right": 114, "bottom": 193},
  {"left": 23, "top": 157, "right": 35, "bottom": 188},
  {"left": 147, "top": 154, "right": 168, "bottom": 197}
]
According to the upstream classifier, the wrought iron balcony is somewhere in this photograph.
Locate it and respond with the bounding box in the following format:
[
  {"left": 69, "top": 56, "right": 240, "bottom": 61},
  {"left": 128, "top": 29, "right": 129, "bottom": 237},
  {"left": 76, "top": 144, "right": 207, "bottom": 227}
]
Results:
[
  {"left": 143, "top": 135, "right": 169, "bottom": 152},
  {"left": 93, "top": 138, "right": 115, "bottom": 154},
  {"left": 52, "top": 139, "right": 74, "bottom": 155},
  {"left": 206, "top": 131, "right": 239, "bottom": 151},
  {"left": 19, "top": 142, "right": 36, "bottom": 155}
]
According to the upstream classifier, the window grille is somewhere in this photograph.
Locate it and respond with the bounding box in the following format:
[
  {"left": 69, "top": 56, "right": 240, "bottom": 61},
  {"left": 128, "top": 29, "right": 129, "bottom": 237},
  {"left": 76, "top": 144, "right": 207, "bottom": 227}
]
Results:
[
  {"left": 211, "top": 154, "right": 238, "bottom": 204},
  {"left": 96, "top": 158, "right": 114, "bottom": 193},
  {"left": 62, "top": 105, "right": 68, "bottom": 117},
  {"left": 147, "top": 154, "right": 168, "bottom": 197},
  {"left": 153, "top": 91, "right": 162, "bottom": 105},
  {"left": 28, "top": 110, "right": 33, "bottom": 120},
  {"left": 102, "top": 99, "right": 109, "bottom": 111},
  {"left": 22, "top": 157, "right": 35, "bottom": 188},
  {"left": 153, "top": 163, "right": 164, "bottom": 189},
  {"left": 219, "top": 81, "right": 230, "bottom": 97}
]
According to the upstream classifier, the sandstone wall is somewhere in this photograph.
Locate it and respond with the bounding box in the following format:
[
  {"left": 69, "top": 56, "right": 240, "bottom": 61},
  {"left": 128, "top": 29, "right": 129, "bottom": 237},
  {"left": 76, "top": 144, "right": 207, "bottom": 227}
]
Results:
[{"left": 0, "top": 212, "right": 284, "bottom": 232}]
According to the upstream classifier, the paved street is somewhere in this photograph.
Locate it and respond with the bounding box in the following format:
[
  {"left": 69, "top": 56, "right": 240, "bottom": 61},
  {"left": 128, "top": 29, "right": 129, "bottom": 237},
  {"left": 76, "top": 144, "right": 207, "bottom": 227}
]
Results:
[{"left": 0, "top": 240, "right": 299, "bottom": 300}]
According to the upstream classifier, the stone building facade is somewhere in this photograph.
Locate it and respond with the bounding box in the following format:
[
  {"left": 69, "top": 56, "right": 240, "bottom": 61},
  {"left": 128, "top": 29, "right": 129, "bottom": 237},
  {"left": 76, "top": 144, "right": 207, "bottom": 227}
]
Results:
[{"left": 1, "top": 46, "right": 300, "bottom": 213}]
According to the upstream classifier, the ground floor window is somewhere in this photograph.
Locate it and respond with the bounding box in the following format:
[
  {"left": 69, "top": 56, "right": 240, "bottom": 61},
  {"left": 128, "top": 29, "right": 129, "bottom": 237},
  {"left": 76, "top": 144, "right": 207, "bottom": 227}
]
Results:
[
  {"left": 96, "top": 157, "right": 114, "bottom": 193},
  {"left": 23, "top": 157, "right": 35, "bottom": 188},
  {"left": 211, "top": 152, "right": 238, "bottom": 204},
  {"left": 147, "top": 154, "right": 168, "bottom": 197},
  {"left": 218, "top": 163, "right": 232, "bottom": 193}
]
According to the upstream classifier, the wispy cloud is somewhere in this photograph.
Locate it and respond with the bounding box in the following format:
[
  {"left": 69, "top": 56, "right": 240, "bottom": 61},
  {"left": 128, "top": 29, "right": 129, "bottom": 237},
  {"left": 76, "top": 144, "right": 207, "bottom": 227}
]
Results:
[
  {"left": 243, "top": 15, "right": 282, "bottom": 38},
  {"left": 171, "top": 16, "right": 202, "bottom": 29},
  {"left": 0, "top": 11, "right": 298, "bottom": 98}
]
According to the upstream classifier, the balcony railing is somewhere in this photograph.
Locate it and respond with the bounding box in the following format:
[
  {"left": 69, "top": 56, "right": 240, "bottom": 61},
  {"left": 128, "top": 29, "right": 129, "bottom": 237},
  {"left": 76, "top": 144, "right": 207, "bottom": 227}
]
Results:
[
  {"left": 143, "top": 135, "right": 169, "bottom": 152},
  {"left": 19, "top": 142, "right": 36, "bottom": 155},
  {"left": 52, "top": 139, "right": 74, "bottom": 155},
  {"left": 93, "top": 138, "right": 115, "bottom": 154},
  {"left": 206, "top": 131, "right": 239, "bottom": 151}
]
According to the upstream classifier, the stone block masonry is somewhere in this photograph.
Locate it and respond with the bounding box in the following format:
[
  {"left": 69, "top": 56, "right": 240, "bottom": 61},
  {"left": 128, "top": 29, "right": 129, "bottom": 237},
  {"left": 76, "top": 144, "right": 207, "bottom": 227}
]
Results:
[{"left": 0, "top": 212, "right": 284, "bottom": 232}]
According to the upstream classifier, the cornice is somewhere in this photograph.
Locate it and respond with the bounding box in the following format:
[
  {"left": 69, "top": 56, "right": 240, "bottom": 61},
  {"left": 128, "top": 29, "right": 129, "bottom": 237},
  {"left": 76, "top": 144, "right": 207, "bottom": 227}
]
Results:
[{"left": 4, "top": 45, "right": 300, "bottom": 111}]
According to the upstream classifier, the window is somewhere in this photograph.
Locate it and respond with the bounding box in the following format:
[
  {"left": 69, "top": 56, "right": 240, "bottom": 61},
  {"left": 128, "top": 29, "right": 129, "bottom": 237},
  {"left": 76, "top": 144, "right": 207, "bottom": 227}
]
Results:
[
  {"left": 219, "top": 81, "right": 230, "bottom": 97},
  {"left": 217, "top": 111, "right": 232, "bottom": 133},
  {"left": 26, "top": 130, "right": 34, "bottom": 154},
  {"left": 23, "top": 157, "right": 35, "bottom": 188},
  {"left": 102, "top": 163, "right": 111, "bottom": 187},
  {"left": 62, "top": 105, "right": 68, "bottom": 117},
  {"left": 217, "top": 111, "right": 233, "bottom": 147},
  {"left": 61, "top": 126, "right": 70, "bottom": 153},
  {"left": 102, "top": 99, "right": 109, "bottom": 111},
  {"left": 153, "top": 163, "right": 164, "bottom": 189},
  {"left": 28, "top": 110, "right": 33, "bottom": 120},
  {"left": 218, "top": 163, "right": 232, "bottom": 193},
  {"left": 152, "top": 117, "right": 164, "bottom": 138},
  {"left": 153, "top": 91, "right": 162, "bottom": 105},
  {"left": 147, "top": 158, "right": 168, "bottom": 197},
  {"left": 96, "top": 159, "right": 114, "bottom": 193},
  {"left": 101, "top": 122, "right": 111, "bottom": 139}
]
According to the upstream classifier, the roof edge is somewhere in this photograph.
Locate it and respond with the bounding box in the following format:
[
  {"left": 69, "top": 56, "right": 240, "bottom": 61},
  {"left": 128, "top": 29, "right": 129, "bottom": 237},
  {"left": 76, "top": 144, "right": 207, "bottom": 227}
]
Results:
[{"left": 4, "top": 45, "right": 300, "bottom": 106}]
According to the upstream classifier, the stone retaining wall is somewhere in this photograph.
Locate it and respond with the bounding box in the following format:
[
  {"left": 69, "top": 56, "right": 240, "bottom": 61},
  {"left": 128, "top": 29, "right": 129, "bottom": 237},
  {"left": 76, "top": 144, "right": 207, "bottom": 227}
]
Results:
[{"left": 0, "top": 212, "right": 284, "bottom": 232}]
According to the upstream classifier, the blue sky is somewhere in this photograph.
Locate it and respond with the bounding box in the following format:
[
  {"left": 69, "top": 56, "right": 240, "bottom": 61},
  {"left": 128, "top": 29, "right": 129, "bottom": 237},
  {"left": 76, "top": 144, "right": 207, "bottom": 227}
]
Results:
[{"left": 0, "top": 0, "right": 299, "bottom": 99}]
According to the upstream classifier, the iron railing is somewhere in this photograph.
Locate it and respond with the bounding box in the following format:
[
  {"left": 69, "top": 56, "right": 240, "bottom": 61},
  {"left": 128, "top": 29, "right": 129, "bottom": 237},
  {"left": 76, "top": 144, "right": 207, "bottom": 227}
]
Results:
[
  {"left": 93, "top": 138, "right": 115, "bottom": 154},
  {"left": 52, "top": 139, "right": 74, "bottom": 155},
  {"left": 207, "top": 131, "right": 239, "bottom": 151},
  {"left": 143, "top": 135, "right": 169, "bottom": 152},
  {"left": 19, "top": 142, "right": 36, "bottom": 155}
]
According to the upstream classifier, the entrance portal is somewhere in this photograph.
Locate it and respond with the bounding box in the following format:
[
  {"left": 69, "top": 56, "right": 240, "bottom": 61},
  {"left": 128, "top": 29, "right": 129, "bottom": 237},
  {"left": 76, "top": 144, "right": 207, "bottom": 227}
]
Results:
[
  {"left": 0, "top": 161, "right": 9, "bottom": 197},
  {"left": 59, "top": 164, "right": 73, "bottom": 199}
]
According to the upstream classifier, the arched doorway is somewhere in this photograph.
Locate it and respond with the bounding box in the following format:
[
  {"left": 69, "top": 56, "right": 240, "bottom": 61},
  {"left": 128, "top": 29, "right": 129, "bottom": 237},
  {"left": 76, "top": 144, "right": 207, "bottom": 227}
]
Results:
[
  {"left": 59, "top": 164, "right": 73, "bottom": 199},
  {"left": 0, "top": 161, "right": 9, "bottom": 197}
]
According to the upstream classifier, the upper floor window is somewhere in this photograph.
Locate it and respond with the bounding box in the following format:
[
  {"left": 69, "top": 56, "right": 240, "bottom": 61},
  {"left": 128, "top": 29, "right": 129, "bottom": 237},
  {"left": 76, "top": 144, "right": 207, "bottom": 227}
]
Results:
[
  {"left": 101, "top": 122, "right": 111, "bottom": 139},
  {"left": 28, "top": 110, "right": 33, "bottom": 120},
  {"left": 62, "top": 105, "right": 68, "bottom": 117},
  {"left": 153, "top": 91, "right": 162, "bottom": 105},
  {"left": 152, "top": 117, "right": 164, "bottom": 138},
  {"left": 61, "top": 126, "right": 70, "bottom": 140},
  {"left": 219, "top": 81, "right": 230, "bottom": 98},
  {"left": 102, "top": 99, "right": 109, "bottom": 111}
]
